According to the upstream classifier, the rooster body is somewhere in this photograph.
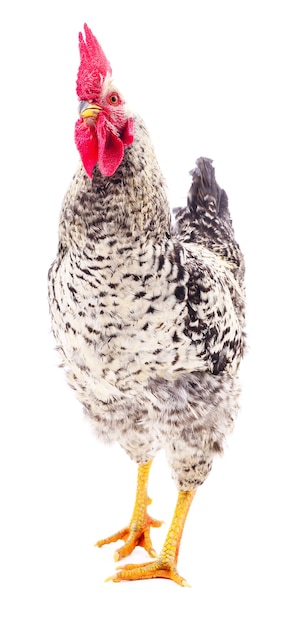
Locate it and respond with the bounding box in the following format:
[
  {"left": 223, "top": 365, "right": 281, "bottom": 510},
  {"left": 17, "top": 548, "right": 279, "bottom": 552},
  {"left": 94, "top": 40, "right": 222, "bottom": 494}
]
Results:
[{"left": 48, "top": 25, "right": 245, "bottom": 584}]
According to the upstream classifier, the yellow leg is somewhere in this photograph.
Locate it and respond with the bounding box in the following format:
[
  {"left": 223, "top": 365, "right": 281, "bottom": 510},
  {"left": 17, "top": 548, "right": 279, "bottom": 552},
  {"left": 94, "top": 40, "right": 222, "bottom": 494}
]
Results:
[
  {"left": 95, "top": 460, "right": 163, "bottom": 561},
  {"left": 107, "top": 489, "right": 196, "bottom": 586}
]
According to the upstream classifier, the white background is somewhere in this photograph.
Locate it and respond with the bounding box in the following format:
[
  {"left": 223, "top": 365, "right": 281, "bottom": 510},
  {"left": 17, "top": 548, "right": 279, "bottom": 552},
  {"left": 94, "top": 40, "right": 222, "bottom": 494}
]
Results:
[{"left": 1, "top": 1, "right": 289, "bottom": 624}]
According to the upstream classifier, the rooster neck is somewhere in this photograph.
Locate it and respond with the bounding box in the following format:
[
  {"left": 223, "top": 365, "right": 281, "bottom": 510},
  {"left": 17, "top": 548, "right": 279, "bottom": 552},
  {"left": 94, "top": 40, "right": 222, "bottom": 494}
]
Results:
[{"left": 60, "top": 115, "right": 171, "bottom": 251}]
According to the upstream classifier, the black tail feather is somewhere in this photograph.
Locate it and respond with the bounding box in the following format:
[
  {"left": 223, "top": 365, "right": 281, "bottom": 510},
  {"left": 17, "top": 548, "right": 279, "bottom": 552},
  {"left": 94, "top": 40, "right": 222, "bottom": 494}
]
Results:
[{"left": 188, "top": 157, "right": 229, "bottom": 220}]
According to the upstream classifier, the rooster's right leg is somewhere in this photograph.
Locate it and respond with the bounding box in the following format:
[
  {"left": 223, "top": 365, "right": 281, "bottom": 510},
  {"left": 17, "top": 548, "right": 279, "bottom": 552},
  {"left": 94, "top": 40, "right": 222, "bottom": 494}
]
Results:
[{"left": 95, "top": 460, "right": 163, "bottom": 560}]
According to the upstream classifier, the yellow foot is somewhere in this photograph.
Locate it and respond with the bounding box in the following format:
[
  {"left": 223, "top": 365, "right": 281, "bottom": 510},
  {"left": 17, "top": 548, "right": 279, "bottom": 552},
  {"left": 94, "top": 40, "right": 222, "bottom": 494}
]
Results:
[
  {"left": 95, "top": 509, "right": 163, "bottom": 561},
  {"left": 106, "top": 559, "right": 190, "bottom": 587}
]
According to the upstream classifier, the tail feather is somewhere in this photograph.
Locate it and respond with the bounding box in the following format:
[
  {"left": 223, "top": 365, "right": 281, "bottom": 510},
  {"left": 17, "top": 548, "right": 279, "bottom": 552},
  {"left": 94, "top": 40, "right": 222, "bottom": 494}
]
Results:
[{"left": 187, "top": 157, "right": 229, "bottom": 220}]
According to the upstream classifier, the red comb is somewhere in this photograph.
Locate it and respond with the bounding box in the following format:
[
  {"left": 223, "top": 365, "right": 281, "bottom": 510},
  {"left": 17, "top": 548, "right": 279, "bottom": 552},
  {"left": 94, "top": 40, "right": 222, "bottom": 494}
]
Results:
[{"left": 76, "top": 24, "right": 112, "bottom": 100}]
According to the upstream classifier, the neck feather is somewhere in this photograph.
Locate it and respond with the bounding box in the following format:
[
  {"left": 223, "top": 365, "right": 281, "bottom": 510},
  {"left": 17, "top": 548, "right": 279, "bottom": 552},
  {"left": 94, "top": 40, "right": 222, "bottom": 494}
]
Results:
[{"left": 60, "top": 115, "right": 171, "bottom": 249}]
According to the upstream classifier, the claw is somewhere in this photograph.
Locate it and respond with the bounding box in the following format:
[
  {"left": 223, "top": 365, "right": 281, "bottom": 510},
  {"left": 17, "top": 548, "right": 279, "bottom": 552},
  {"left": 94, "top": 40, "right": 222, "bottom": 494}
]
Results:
[
  {"left": 100, "top": 485, "right": 196, "bottom": 587},
  {"left": 104, "top": 490, "right": 196, "bottom": 586},
  {"left": 104, "top": 574, "right": 120, "bottom": 583},
  {"left": 96, "top": 514, "right": 163, "bottom": 561},
  {"left": 96, "top": 460, "right": 163, "bottom": 560}
]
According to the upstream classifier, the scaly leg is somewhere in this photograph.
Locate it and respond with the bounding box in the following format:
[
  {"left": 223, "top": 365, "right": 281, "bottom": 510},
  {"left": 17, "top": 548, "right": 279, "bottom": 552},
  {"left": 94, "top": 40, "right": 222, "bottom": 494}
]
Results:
[
  {"left": 107, "top": 489, "right": 196, "bottom": 586},
  {"left": 95, "top": 460, "right": 163, "bottom": 560}
]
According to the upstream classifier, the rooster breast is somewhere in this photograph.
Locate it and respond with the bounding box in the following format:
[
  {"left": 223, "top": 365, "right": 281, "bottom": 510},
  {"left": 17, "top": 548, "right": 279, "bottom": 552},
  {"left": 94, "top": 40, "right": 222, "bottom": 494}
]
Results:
[{"left": 49, "top": 236, "right": 201, "bottom": 402}]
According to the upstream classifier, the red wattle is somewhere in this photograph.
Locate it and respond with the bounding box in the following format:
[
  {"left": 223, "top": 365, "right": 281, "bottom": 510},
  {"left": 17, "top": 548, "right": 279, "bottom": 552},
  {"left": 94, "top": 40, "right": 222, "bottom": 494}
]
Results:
[
  {"left": 74, "top": 119, "right": 98, "bottom": 178},
  {"left": 96, "top": 114, "right": 124, "bottom": 176},
  {"left": 74, "top": 115, "right": 135, "bottom": 178}
]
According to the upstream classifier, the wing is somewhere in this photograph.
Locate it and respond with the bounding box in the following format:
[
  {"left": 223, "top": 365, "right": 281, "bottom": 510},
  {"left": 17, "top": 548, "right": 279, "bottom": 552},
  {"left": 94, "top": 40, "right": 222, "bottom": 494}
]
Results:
[{"left": 183, "top": 245, "right": 245, "bottom": 375}]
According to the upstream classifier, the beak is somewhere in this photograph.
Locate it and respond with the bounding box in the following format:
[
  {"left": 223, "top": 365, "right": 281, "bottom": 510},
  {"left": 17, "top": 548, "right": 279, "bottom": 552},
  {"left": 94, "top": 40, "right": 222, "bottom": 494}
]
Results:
[{"left": 78, "top": 100, "right": 102, "bottom": 119}]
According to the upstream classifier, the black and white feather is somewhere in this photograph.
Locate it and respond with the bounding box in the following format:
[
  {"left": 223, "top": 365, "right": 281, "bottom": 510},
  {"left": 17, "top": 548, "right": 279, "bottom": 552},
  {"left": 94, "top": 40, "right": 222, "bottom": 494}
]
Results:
[{"left": 48, "top": 115, "right": 246, "bottom": 490}]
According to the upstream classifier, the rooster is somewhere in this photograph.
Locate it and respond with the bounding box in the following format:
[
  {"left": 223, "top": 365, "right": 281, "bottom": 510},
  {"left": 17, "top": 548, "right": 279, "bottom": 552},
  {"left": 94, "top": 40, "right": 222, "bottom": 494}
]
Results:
[{"left": 48, "top": 24, "right": 246, "bottom": 586}]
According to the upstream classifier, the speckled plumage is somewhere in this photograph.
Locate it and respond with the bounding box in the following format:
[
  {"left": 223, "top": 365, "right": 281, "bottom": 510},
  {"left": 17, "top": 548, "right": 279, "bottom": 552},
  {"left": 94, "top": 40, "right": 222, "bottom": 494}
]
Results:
[{"left": 48, "top": 114, "right": 245, "bottom": 491}]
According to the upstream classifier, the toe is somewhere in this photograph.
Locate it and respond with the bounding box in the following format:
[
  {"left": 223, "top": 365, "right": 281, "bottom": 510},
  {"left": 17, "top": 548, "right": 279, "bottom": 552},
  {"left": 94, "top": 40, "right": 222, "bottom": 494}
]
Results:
[
  {"left": 108, "top": 559, "right": 190, "bottom": 586},
  {"left": 96, "top": 515, "right": 163, "bottom": 559}
]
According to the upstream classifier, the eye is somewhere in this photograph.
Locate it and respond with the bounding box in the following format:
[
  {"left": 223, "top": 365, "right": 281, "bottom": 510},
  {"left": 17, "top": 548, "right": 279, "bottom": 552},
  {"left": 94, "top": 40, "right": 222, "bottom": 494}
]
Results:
[{"left": 107, "top": 92, "right": 121, "bottom": 106}]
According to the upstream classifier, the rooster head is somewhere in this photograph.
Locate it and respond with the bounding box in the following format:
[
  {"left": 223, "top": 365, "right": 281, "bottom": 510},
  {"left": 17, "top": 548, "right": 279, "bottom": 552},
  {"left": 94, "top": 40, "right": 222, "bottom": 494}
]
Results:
[{"left": 75, "top": 24, "right": 134, "bottom": 178}]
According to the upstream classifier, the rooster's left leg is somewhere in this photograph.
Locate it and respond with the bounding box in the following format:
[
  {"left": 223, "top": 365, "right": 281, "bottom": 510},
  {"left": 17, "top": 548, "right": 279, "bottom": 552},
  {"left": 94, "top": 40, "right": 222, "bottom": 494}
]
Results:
[{"left": 96, "top": 460, "right": 163, "bottom": 560}]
